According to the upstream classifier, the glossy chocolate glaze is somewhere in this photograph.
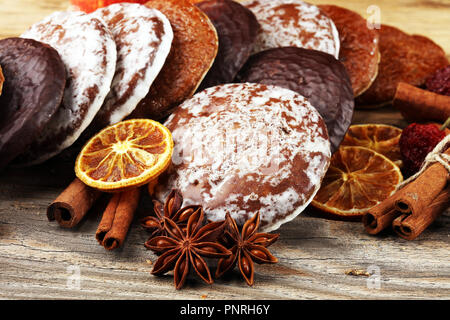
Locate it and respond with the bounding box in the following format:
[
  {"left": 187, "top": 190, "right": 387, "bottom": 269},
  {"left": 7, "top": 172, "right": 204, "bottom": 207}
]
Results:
[{"left": 0, "top": 38, "right": 66, "bottom": 170}]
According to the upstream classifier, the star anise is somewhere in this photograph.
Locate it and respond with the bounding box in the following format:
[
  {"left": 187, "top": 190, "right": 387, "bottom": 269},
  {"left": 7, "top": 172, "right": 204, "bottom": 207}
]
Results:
[
  {"left": 145, "top": 206, "right": 231, "bottom": 290},
  {"left": 216, "top": 212, "right": 279, "bottom": 286},
  {"left": 141, "top": 189, "right": 201, "bottom": 243}
]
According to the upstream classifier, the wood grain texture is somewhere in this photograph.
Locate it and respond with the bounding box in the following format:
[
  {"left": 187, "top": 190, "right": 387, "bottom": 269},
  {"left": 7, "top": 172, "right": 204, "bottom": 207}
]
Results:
[
  {"left": 0, "top": 0, "right": 449, "bottom": 300},
  {"left": 0, "top": 162, "right": 449, "bottom": 299}
]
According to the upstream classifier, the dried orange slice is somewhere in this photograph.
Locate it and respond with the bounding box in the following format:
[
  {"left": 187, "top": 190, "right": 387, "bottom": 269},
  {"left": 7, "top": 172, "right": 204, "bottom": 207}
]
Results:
[
  {"left": 341, "top": 124, "right": 402, "bottom": 167},
  {"left": 75, "top": 119, "right": 173, "bottom": 192},
  {"left": 311, "top": 146, "right": 403, "bottom": 218}
]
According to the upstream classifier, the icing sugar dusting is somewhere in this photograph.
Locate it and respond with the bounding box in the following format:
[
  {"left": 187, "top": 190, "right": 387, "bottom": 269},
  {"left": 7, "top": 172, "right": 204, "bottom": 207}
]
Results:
[
  {"left": 92, "top": 3, "right": 173, "bottom": 126},
  {"left": 158, "top": 83, "right": 331, "bottom": 231},
  {"left": 21, "top": 11, "right": 116, "bottom": 164},
  {"left": 244, "top": 0, "right": 340, "bottom": 58}
]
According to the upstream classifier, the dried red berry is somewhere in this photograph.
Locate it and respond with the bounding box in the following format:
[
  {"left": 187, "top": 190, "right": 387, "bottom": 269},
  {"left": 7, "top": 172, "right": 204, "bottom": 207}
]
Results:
[
  {"left": 425, "top": 65, "right": 450, "bottom": 96},
  {"left": 399, "top": 123, "right": 446, "bottom": 176}
]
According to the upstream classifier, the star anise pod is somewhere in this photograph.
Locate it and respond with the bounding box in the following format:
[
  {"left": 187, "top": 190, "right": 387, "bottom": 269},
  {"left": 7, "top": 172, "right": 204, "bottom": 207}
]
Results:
[
  {"left": 216, "top": 212, "right": 279, "bottom": 286},
  {"left": 141, "top": 189, "right": 201, "bottom": 243},
  {"left": 145, "top": 207, "right": 231, "bottom": 290}
]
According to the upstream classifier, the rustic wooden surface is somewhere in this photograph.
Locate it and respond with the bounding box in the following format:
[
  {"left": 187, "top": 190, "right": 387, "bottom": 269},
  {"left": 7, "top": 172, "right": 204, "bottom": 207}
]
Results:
[{"left": 0, "top": 0, "right": 449, "bottom": 300}]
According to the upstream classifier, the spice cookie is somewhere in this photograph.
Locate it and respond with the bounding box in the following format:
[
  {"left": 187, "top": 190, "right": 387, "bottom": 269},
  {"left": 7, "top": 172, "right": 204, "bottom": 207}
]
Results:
[
  {"left": 319, "top": 5, "right": 379, "bottom": 97},
  {"left": 242, "top": 0, "right": 340, "bottom": 58},
  {"left": 18, "top": 11, "right": 116, "bottom": 165},
  {"left": 195, "top": 0, "right": 260, "bottom": 90},
  {"left": 129, "top": 0, "right": 218, "bottom": 120},
  {"left": 0, "top": 38, "right": 66, "bottom": 170},
  {"left": 236, "top": 47, "right": 354, "bottom": 153},
  {"left": 357, "top": 25, "right": 448, "bottom": 107},
  {"left": 155, "top": 83, "right": 331, "bottom": 232},
  {"left": 90, "top": 3, "right": 173, "bottom": 129}
]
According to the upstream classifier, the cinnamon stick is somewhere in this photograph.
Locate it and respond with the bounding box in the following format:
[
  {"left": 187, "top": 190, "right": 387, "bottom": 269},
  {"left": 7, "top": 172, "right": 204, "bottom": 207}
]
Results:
[
  {"left": 96, "top": 188, "right": 140, "bottom": 250},
  {"left": 393, "top": 82, "right": 450, "bottom": 123},
  {"left": 394, "top": 149, "right": 450, "bottom": 214},
  {"left": 47, "top": 178, "right": 101, "bottom": 228},
  {"left": 363, "top": 188, "right": 407, "bottom": 234},
  {"left": 364, "top": 147, "right": 449, "bottom": 237},
  {"left": 393, "top": 187, "right": 450, "bottom": 240}
]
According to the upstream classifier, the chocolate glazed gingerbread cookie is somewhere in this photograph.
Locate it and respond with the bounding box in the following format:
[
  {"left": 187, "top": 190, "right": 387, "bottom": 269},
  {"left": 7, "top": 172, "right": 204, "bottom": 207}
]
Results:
[
  {"left": 195, "top": 0, "right": 260, "bottom": 90},
  {"left": 236, "top": 47, "right": 354, "bottom": 153},
  {"left": 0, "top": 38, "right": 66, "bottom": 170}
]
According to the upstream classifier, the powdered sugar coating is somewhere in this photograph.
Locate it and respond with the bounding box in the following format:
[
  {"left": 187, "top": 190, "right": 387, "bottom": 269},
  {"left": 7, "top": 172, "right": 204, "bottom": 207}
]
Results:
[
  {"left": 243, "top": 0, "right": 340, "bottom": 58},
  {"left": 91, "top": 3, "right": 173, "bottom": 128},
  {"left": 155, "top": 83, "right": 331, "bottom": 232},
  {"left": 20, "top": 11, "right": 116, "bottom": 165}
]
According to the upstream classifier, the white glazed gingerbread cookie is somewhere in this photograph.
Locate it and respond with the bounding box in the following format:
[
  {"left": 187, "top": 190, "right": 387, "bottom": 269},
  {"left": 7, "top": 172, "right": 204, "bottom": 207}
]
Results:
[
  {"left": 243, "top": 0, "right": 340, "bottom": 58},
  {"left": 155, "top": 83, "right": 331, "bottom": 232},
  {"left": 19, "top": 11, "right": 116, "bottom": 165},
  {"left": 91, "top": 3, "right": 173, "bottom": 128}
]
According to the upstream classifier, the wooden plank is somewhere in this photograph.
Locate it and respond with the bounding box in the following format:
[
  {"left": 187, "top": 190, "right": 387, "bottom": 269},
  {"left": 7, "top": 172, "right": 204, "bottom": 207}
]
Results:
[
  {"left": 0, "top": 162, "right": 449, "bottom": 299},
  {"left": 0, "top": 0, "right": 449, "bottom": 299}
]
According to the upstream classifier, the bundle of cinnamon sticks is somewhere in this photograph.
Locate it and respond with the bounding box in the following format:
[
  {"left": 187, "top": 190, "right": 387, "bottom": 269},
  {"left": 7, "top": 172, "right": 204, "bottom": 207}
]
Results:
[
  {"left": 47, "top": 178, "right": 141, "bottom": 250},
  {"left": 363, "top": 138, "right": 450, "bottom": 240}
]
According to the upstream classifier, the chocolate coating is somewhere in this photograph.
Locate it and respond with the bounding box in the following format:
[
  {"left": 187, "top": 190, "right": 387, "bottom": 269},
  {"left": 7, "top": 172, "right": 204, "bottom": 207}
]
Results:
[
  {"left": 0, "top": 38, "right": 65, "bottom": 170},
  {"left": 196, "top": 0, "right": 260, "bottom": 90},
  {"left": 236, "top": 47, "right": 354, "bottom": 153}
]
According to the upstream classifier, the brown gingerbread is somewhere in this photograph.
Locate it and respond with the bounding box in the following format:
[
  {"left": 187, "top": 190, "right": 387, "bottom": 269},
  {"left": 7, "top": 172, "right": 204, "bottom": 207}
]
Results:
[
  {"left": 319, "top": 5, "right": 380, "bottom": 97},
  {"left": 357, "top": 24, "right": 448, "bottom": 107},
  {"left": 129, "top": 0, "right": 218, "bottom": 120}
]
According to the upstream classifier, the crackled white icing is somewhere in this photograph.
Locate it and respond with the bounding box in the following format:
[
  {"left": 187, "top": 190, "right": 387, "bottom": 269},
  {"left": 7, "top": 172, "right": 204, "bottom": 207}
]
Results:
[
  {"left": 21, "top": 11, "right": 116, "bottom": 164},
  {"left": 156, "top": 83, "right": 331, "bottom": 232},
  {"left": 92, "top": 3, "right": 173, "bottom": 126},
  {"left": 243, "top": 0, "right": 340, "bottom": 58}
]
